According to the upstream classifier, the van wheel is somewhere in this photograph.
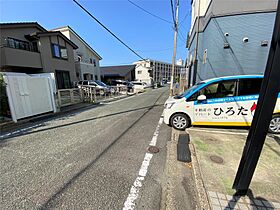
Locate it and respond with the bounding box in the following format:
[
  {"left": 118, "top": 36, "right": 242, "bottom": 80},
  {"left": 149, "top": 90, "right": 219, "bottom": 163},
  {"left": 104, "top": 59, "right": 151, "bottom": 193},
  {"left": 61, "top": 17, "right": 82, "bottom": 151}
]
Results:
[
  {"left": 171, "top": 113, "right": 190, "bottom": 131},
  {"left": 268, "top": 114, "right": 280, "bottom": 134}
]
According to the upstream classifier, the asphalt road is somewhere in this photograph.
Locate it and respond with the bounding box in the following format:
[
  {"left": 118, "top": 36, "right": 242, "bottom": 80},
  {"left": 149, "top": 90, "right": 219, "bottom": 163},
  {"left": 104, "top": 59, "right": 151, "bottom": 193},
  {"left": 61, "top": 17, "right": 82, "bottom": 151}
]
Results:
[{"left": 0, "top": 87, "right": 172, "bottom": 210}]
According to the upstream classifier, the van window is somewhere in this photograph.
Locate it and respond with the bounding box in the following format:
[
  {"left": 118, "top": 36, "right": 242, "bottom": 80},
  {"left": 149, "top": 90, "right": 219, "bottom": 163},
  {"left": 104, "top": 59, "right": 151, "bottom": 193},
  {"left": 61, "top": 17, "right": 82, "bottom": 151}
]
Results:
[
  {"left": 238, "top": 78, "right": 262, "bottom": 96},
  {"left": 188, "top": 80, "right": 236, "bottom": 101}
]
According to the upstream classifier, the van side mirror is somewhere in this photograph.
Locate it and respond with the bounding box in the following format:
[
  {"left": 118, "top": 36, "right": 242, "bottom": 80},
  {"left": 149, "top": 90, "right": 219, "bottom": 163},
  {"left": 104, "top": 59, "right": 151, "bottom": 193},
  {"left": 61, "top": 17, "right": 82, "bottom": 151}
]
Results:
[{"left": 197, "top": 95, "right": 207, "bottom": 101}]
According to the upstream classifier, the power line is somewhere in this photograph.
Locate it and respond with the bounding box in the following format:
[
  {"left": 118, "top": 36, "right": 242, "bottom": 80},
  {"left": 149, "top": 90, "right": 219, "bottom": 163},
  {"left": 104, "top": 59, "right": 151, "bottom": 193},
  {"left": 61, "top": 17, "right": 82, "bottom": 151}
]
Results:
[
  {"left": 128, "top": 0, "right": 172, "bottom": 24},
  {"left": 178, "top": 9, "right": 191, "bottom": 26},
  {"left": 73, "top": 0, "right": 146, "bottom": 61},
  {"left": 178, "top": 29, "right": 186, "bottom": 43}
]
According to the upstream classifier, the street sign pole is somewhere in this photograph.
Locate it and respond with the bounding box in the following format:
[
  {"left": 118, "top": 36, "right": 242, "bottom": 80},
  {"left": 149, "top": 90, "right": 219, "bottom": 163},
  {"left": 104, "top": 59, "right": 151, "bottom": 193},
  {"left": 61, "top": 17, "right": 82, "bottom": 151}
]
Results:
[{"left": 233, "top": 3, "right": 280, "bottom": 193}]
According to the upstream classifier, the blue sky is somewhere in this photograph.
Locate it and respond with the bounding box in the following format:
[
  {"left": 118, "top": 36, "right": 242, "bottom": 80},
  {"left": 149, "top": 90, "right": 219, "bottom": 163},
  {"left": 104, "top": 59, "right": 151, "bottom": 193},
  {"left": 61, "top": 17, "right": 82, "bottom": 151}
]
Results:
[{"left": 0, "top": 0, "right": 191, "bottom": 66}]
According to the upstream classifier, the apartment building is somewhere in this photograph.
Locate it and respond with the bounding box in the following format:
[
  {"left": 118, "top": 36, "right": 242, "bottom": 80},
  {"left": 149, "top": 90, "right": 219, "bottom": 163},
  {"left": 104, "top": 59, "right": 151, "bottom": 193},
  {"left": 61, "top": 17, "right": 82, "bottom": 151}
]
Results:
[
  {"left": 187, "top": 0, "right": 278, "bottom": 86},
  {"left": 52, "top": 26, "right": 102, "bottom": 81},
  {"left": 133, "top": 59, "right": 183, "bottom": 85},
  {"left": 0, "top": 22, "right": 78, "bottom": 89}
]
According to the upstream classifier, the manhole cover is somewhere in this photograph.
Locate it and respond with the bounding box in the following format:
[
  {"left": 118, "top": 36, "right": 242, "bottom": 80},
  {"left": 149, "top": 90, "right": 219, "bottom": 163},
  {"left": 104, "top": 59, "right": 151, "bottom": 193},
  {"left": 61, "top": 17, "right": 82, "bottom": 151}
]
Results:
[
  {"left": 210, "top": 155, "right": 224, "bottom": 164},
  {"left": 147, "top": 146, "right": 160, "bottom": 154}
]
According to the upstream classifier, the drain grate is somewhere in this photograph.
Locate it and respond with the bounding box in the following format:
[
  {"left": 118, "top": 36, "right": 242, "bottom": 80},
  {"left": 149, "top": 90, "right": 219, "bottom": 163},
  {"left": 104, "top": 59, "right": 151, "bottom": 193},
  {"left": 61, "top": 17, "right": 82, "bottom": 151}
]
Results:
[
  {"left": 147, "top": 146, "right": 160, "bottom": 154},
  {"left": 210, "top": 155, "right": 224, "bottom": 164}
]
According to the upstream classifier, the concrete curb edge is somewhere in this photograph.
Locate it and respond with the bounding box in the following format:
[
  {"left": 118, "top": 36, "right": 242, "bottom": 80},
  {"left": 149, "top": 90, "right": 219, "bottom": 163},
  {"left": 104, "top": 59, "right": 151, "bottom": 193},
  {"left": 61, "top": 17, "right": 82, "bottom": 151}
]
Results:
[{"left": 188, "top": 132, "right": 212, "bottom": 210}]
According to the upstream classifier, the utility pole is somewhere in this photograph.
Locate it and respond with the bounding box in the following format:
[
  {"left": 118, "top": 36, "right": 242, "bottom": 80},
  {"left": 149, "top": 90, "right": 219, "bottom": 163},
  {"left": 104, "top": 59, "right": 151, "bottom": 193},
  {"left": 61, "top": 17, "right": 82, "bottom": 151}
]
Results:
[{"left": 169, "top": 0, "right": 179, "bottom": 96}]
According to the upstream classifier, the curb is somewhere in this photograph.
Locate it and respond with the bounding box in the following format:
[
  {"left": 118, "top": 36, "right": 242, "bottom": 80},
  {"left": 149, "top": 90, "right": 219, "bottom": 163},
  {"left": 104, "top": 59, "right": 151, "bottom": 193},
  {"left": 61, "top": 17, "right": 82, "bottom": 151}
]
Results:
[
  {"left": 188, "top": 131, "right": 212, "bottom": 210},
  {"left": 161, "top": 129, "right": 200, "bottom": 210}
]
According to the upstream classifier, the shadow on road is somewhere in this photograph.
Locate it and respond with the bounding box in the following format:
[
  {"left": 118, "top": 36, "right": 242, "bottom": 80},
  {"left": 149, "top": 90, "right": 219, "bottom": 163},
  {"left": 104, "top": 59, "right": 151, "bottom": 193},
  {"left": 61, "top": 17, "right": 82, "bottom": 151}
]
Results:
[
  {"left": 268, "top": 134, "right": 280, "bottom": 145},
  {"left": 0, "top": 104, "right": 164, "bottom": 143},
  {"left": 37, "top": 91, "right": 165, "bottom": 209}
]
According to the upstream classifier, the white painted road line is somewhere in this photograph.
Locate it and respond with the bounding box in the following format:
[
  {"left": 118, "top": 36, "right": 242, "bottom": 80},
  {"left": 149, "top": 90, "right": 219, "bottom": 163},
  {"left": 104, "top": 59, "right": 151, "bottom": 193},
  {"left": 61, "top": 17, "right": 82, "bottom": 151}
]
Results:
[
  {"left": 102, "top": 95, "right": 136, "bottom": 105},
  {"left": 187, "top": 128, "right": 249, "bottom": 136},
  {"left": 149, "top": 117, "right": 163, "bottom": 146},
  {"left": 0, "top": 123, "right": 43, "bottom": 139},
  {"left": 123, "top": 115, "right": 163, "bottom": 210}
]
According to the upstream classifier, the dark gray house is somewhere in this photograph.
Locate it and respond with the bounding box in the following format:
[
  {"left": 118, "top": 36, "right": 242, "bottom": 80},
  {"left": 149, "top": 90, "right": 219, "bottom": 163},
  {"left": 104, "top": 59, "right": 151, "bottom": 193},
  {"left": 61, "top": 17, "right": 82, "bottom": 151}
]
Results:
[
  {"left": 0, "top": 22, "right": 78, "bottom": 89},
  {"left": 100, "top": 65, "right": 136, "bottom": 83},
  {"left": 187, "top": 0, "right": 278, "bottom": 86}
]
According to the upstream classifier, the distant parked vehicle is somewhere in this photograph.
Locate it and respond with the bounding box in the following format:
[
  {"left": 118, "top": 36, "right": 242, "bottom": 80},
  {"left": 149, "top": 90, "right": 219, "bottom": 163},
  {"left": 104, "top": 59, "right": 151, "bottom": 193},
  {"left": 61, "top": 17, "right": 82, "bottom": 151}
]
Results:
[
  {"left": 131, "top": 81, "right": 146, "bottom": 91},
  {"left": 77, "top": 80, "right": 110, "bottom": 95},
  {"left": 94, "top": 80, "right": 116, "bottom": 94},
  {"left": 110, "top": 80, "right": 134, "bottom": 92}
]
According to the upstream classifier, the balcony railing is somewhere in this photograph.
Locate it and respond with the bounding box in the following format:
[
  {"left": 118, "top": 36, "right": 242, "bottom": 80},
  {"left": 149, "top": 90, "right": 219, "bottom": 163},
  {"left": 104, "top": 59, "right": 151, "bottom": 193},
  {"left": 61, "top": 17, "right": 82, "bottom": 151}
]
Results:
[{"left": 0, "top": 37, "right": 39, "bottom": 53}]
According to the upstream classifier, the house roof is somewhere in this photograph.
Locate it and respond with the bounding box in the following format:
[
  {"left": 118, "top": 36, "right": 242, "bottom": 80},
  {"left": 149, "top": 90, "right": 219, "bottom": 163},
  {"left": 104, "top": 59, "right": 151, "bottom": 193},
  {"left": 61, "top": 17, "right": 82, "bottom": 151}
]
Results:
[
  {"left": 100, "top": 65, "right": 136, "bottom": 77},
  {"left": 52, "top": 26, "right": 102, "bottom": 60},
  {"left": 36, "top": 31, "right": 78, "bottom": 49},
  {"left": 0, "top": 22, "right": 47, "bottom": 32},
  {"left": 0, "top": 22, "right": 78, "bottom": 49}
]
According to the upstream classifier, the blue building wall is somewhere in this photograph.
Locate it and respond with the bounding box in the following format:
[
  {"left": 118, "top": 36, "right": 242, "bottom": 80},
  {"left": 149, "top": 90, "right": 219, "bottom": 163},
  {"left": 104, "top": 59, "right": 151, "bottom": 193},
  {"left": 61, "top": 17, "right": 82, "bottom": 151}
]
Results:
[{"left": 188, "top": 12, "right": 276, "bottom": 84}]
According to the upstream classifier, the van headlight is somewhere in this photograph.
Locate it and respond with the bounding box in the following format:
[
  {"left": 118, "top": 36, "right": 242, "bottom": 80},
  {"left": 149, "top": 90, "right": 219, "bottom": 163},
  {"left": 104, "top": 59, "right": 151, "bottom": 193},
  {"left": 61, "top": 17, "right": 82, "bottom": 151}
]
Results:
[{"left": 165, "top": 102, "right": 175, "bottom": 109}]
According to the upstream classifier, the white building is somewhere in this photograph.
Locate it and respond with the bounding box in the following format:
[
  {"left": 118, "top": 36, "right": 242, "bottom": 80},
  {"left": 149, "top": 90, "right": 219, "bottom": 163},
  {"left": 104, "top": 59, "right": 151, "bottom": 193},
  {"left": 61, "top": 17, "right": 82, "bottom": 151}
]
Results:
[
  {"left": 52, "top": 26, "right": 102, "bottom": 81},
  {"left": 133, "top": 59, "right": 184, "bottom": 85}
]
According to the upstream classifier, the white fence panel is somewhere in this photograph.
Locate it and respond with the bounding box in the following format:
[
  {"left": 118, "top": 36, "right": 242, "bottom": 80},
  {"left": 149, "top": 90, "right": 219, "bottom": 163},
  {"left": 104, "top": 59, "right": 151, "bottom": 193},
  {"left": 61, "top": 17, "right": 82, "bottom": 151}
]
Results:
[{"left": 3, "top": 73, "right": 56, "bottom": 122}]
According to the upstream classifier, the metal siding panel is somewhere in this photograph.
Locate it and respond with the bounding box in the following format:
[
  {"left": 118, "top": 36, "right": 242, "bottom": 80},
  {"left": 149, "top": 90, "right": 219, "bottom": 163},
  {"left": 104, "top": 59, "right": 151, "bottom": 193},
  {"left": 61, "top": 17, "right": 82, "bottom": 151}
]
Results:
[{"left": 194, "top": 12, "right": 276, "bottom": 82}]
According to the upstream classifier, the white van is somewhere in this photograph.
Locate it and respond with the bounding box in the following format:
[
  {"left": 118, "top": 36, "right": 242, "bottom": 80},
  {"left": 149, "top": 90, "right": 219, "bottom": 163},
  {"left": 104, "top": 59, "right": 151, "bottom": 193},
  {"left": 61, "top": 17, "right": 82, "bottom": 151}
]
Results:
[{"left": 163, "top": 75, "right": 280, "bottom": 133}]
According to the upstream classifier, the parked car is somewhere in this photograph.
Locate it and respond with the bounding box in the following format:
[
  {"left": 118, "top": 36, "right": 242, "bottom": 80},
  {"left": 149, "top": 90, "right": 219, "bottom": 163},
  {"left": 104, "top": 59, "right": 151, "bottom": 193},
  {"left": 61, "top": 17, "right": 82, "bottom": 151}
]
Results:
[
  {"left": 77, "top": 80, "right": 110, "bottom": 95},
  {"left": 163, "top": 75, "right": 280, "bottom": 133},
  {"left": 110, "top": 80, "right": 134, "bottom": 92},
  {"left": 94, "top": 80, "right": 116, "bottom": 94},
  {"left": 131, "top": 81, "right": 146, "bottom": 91}
]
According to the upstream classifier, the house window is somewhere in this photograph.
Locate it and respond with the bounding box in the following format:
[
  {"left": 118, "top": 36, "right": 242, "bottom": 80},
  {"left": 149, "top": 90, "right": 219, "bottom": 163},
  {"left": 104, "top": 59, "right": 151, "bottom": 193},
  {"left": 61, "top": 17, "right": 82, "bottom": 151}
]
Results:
[
  {"left": 55, "top": 70, "right": 71, "bottom": 89},
  {"left": 90, "top": 58, "right": 93, "bottom": 64},
  {"left": 60, "top": 47, "right": 68, "bottom": 59},
  {"left": 6, "top": 37, "right": 38, "bottom": 52},
  {"left": 93, "top": 59, "right": 96, "bottom": 67},
  {"left": 32, "top": 42, "right": 38, "bottom": 52},
  {"left": 52, "top": 44, "right": 60, "bottom": 58},
  {"left": 138, "top": 71, "right": 142, "bottom": 74},
  {"left": 77, "top": 55, "right": 82, "bottom": 62},
  {"left": 52, "top": 44, "right": 68, "bottom": 59}
]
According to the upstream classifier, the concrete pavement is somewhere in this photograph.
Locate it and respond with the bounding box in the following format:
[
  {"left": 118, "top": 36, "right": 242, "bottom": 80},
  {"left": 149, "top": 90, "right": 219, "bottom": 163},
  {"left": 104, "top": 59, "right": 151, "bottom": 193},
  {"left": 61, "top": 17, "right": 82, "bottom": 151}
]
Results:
[{"left": 1, "top": 87, "right": 171, "bottom": 209}]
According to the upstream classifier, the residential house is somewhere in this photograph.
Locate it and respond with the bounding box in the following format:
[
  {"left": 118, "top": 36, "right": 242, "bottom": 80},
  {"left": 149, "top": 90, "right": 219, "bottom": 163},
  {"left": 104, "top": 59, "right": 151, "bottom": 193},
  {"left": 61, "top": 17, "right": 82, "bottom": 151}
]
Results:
[
  {"left": 100, "top": 65, "right": 135, "bottom": 83},
  {"left": 187, "top": 0, "right": 278, "bottom": 86},
  {"left": 133, "top": 59, "right": 184, "bottom": 85},
  {"left": 52, "top": 26, "right": 102, "bottom": 82},
  {"left": 0, "top": 22, "right": 78, "bottom": 89}
]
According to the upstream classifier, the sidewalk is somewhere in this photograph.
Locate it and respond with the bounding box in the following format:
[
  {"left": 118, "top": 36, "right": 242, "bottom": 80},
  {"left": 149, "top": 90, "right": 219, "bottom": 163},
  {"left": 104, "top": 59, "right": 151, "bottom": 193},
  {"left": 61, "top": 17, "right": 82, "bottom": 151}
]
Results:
[
  {"left": 162, "top": 129, "right": 200, "bottom": 210},
  {"left": 187, "top": 127, "right": 280, "bottom": 210}
]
